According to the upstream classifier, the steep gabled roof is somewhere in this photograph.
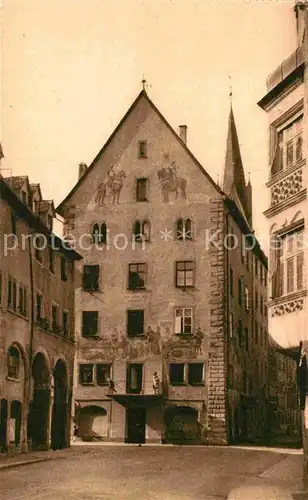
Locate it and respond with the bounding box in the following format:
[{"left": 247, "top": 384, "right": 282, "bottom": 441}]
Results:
[
  {"left": 56, "top": 90, "right": 223, "bottom": 215},
  {"left": 222, "top": 105, "right": 251, "bottom": 226}
]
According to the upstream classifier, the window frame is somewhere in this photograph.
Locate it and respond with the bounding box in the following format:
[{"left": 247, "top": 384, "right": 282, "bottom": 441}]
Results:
[
  {"left": 136, "top": 178, "right": 148, "bottom": 202},
  {"left": 7, "top": 346, "right": 20, "bottom": 380},
  {"left": 188, "top": 363, "right": 204, "bottom": 386},
  {"left": 82, "top": 311, "right": 99, "bottom": 338},
  {"left": 79, "top": 364, "right": 94, "bottom": 385},
  {"left": 92, "top": 222, "right": 107, "bottom": 245},
  {"left": 169, "top": 363, "right": 185, "bottom": 386},
  {"left": 82, "top": 264, "right": 100, "bottom": 292},
  {"left": 96, "top": 363, "right": 111, "bottom": 386},
  {"left": 176, "top": 218, "right": 193, "bottom": 241},
  {"left": 138, "top": 140, "right": 148, "bottom": 159},
  {"left": 279, "top": 227, "right": 304, "bottom": 297},
  {"left": 128, "top": 263, "right": 146, "bottom": 290},
  {"left": 174, "top": 307, "right": 193, "bottom": 335},
  {"left": 127, "top": 309, "right": 144, "bottom": 337},
  {"left": 175, "top": 260, "right": 195, "bottom": 288},
  {"left": 276, "top": 112, "right": 303, "bottom": 171},
  {"left": 51, "top": 302, "right": 60, "bottom": 332}
]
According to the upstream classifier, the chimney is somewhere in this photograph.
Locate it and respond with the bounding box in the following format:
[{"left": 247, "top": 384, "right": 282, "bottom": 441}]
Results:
[
  {"left": 179, "top": 125, "right": 187, "bottom": 145},
  {"left": 294, "top": 1, "right": 308, "bottom": 46},
  {"left": 78, "top": 162, "right": 87, "bottom": 180}
]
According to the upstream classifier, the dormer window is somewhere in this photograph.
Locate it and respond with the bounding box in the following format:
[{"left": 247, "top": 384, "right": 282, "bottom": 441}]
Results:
[{"left": 138, "top": 141, "right": 147, "bottom": 159}]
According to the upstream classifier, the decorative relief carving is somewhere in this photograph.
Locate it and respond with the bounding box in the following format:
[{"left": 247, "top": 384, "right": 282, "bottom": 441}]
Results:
[
  {"left": 271, "top": 298, "right": 304, "bottom": 317},
  {"left": 271, "top": 169, "right": 302, "bottom": 206}
]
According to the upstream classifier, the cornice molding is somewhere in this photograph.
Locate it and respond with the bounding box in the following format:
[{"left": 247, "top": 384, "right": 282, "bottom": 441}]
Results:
[{"left": 264, "top": 189, "right": 307, "bottom": 219}]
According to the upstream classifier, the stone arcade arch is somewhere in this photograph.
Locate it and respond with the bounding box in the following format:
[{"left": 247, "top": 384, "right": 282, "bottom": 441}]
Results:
[
  {"left": 51, "top": 359, "right": 68, "bottom": 450},
  {"left": 28, "top": 352, "right": 51, "bottom": 450},
  {"left": 164, "top": 405, "right": 200, "bottom": 444}
]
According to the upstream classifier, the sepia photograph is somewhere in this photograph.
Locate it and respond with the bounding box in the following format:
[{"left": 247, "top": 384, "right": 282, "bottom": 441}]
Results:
[{"left": 1, "top": 0, "right": 308, "bottom": 498}]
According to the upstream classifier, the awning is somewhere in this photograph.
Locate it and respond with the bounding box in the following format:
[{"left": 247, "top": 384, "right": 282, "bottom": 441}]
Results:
[{"left": 108, "top": 393, "right": 162, "bottom": 406}]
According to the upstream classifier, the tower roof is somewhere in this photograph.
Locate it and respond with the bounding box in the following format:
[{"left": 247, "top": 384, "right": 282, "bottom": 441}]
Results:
[{"left": 223, "top": 105, "right": 250, "bottom": 225}]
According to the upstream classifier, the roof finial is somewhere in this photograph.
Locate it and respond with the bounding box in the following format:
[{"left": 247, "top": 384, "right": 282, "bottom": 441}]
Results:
[
  {"left": 228, "top": 75, "right": 233, "bottom": 103},
  {"left": 142, "top": 76, "right": 147, "bottom": 92}
]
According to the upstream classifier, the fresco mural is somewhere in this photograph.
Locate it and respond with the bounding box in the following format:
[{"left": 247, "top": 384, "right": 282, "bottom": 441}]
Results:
[
  {"left": 95, "top": 165, "right": 126, "bottom": 205},
  {"left": 157, "top": 153, "right": 187, "bottom": 202}
]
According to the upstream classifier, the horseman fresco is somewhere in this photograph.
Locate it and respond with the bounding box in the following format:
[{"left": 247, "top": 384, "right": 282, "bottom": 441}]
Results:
[
  {"left": 157, "top": 153, "right": 187, "bottom": 202},
  {"left": 95, "top": 165, "right": 126, "bottom": 205}
]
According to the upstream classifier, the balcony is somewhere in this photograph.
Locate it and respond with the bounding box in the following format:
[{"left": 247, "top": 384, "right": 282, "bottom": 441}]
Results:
[{"left": 107, "top": 391, "right": 162, "bottom": 406}]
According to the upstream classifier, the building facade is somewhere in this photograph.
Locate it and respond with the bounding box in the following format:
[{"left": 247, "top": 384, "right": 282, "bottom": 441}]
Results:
[
  {"left": 0, "top": 174, "right": 82, "bottom": 453},
  {"left": 57, "top": 90, "right": 268, "bottom": 445}
]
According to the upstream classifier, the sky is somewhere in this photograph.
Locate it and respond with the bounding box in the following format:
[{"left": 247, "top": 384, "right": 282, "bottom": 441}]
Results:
[{"left": 1, "top": 0, "right": 297, "bottom": 248}]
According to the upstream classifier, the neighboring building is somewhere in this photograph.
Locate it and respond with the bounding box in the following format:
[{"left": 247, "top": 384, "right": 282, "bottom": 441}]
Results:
[
  {"left": 267, "top": 339, "right": 301, "bottom": 443},
  {"left": 0, "top": 174, "right": 82, "bottom": 453},
  {"left": 57, "top": 89, "right": 268, "bottom": 445},
  {"left": 257, "top": 0, "right": 307, "bottom": 460}
]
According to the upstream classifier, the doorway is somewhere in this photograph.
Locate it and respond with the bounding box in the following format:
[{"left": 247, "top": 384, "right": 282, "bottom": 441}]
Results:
[
  {"left": 126, "top": 408, "right": 146, "bottom": 443},
  {"left": 0, "top": 399, "right": 8, "bottom": 451}
]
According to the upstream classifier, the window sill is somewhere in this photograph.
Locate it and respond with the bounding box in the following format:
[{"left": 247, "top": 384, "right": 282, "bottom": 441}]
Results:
[
  {"left": 97, "top": 383, "right": 109, "bottom": 387},
  {"left": 82, "top": 334, "right": 100, "bottom": 339},
  {"left": 136, "top": 199, "right": 149, "bottom": 203},
  {"left": 176, "top": 286, "right": 195, "bottom": 290},
  {"left": 170, "top": 383, "right": 186, "bottom": 386},
  {"left": 127, "top": 334, "right": 146, "bottom": 339},
  {"left": 127, "top": 287, "right": 147, "bottom": 292},
  {"left": 7, "top": 308, "right": 29, "bottom": 321},
  {"left": 268, "top": 289, "right": 307, "bottom": 307},
  {"left": 80, "top": 382, "right": 95, "bottom": 386},
  {"left": 82, "top": 288, "right": 101, "bottom": 293},
  {"left": 6, "top": 376, "right": 20, "bottom": 382},
  {"left": 189, "top": 382, "right": 205, "bottom": 387},
  {"left": 175, "top": 333, "right": 194, "bottom": 338}
]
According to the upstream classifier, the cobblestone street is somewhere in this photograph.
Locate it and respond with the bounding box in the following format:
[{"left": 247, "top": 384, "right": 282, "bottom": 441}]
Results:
[{"left": 0, "top": 445, "right": 303, "bottom": 499}]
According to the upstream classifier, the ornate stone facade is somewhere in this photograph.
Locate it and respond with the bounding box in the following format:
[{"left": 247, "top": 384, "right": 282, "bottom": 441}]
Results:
[
  {"left": 271, "top": 298, "right": 304, "bottom": 317},
  {"left": 271, "top": 169, "right": 303, "bottom": 206}
]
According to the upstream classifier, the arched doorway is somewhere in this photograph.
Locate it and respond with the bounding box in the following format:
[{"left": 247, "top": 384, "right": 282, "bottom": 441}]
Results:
[
  {"left": 78, "top": 406, "right": 108, "bottom": 442},
  {"left": 51, "top": 360, "right": 68, "bottom": 450},
  {"left": 28, "top": 353, "right": 51, "bottom": 450},
  {"left": 0, "top": 399, "right": 8, "bottom": 452},
  {"left": 164, "top": 406, "right": 200, "bottom": 444}
]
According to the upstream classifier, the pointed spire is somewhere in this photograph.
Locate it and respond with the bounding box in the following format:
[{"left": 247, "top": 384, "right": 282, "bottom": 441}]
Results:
[{"left": 223, "top": 105, "right": 251, "bottom": 226}]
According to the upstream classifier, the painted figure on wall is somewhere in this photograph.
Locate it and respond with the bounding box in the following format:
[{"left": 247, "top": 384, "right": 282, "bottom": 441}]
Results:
[
  {"left": 157, "top": 153, "right": 187, "bottom": 202},
  {"left": 95, "top": 165, "right": 126, "bottom": 205}
]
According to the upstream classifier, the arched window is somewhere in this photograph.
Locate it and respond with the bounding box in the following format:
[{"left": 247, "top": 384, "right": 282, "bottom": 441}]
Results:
[
  {"left": 176, "top": 218, "right": 192, "bottom": 240},
  {"left": 133, "top": 220, "right": 150, "bottom": 242},
  {"left": 8, "top": 346, "right": 20, "bottom": 379},
  {"left": 92, "top": 223, "right": 107, "bottom": 245}
]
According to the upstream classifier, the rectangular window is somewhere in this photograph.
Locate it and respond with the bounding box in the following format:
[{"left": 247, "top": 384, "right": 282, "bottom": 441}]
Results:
[
  {"left": 245, "top": 327, "right": 249, "bottom": 351},
  {"left": 138, "top": 140, "right": 147, "bottom": 158},
  {"left": 12, "top": 279, "right": 17, "bottom": 311},
  {"left": 255, "top": 291, "right": 258, "bottom": 312},
  {"left": 49, "top": 248, "right": 55, "bottom": 273},
  {"left": 52, "top": 304, "right": 59, "bottom": 331},
  {"left": 176, "top": 261, "right": 194, "bottom": 288},
  {"left": 35, "top": 236, "right": 44, "bottom": 262},
  {"left": 79, "top": 364, "right": 94, "bottom": 385},
  {"left": 238, "top": 319, "right": 243, "bottom": 347},
  {"left": 174, "top": 308, "right": 193, "bottom": 335},
  {"left": 287, "top": 257, "right": 294, "bottom": 294},
  {"left": 19, "top": 285, "right": 27, "bottom": 317},
  {"left": 255, "top": 257, "right": 258, "bottom": 278},
  {"left": 127, "top": 364, "right": 143, "bottom": 393},
  {"left": 83, "top": 265, "right": 100, "bottom": 291},
  {"left": 82, "top": 311, "right": 99, "bottom": 337},
  {"left": 127, "top": 310, "right": 144, "bottom": 337},
  {"left": 188, "top": 363, "right": 204, "bottom": 385},
  {"left": 279, "top": 229, "right": 304, "bottom": 296},
  {"left": 230, "top": 268, "right": 233, "bottom": 296},
  {"left": 136, "top": 178, "right": 148, "bottom": 202},
  {"left": 229, "top": 312, "right": 234, "bottom": 339},
  {"left": 61, "top": 257, "right": 68, "bottom": 281},
  {"left": 97, "top": 364, "right": 111, "bottom": 386},
  {"left": 36, "top": 293, "right": 43, "bottom": 321},
  {"left": 244, "top": 286, "right": 249, "bottom": 311},
  {"left": 169, "top": 363, "right": 185, "bottom": 385},
  {"left": 238, "top": 279, "right": 242, "bottom": 306},
  {"left": 277, "top": 115, "right": 303, "bottom": 171},
  {"left": 62, "top": 310, "right": 69, "bottom": 336},
  {"left": 128, "top": 263, "right": 146, "bottom": 290}
]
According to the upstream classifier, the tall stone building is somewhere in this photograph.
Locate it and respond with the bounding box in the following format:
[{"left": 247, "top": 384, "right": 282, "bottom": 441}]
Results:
[
  {"left": 257, "top": 0, "right": 308, "bottom": 482},
  {"left": 0, "top": 174, "right": 82, "bottom": 452},
  {"left": 57, "top": 90, "right": 268, "bottom": 445}
]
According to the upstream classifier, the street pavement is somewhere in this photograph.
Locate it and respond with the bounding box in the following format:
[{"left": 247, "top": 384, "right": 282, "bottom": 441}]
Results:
[{"left": 0, "top": 445, "right": 305, "bottom": 499}]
